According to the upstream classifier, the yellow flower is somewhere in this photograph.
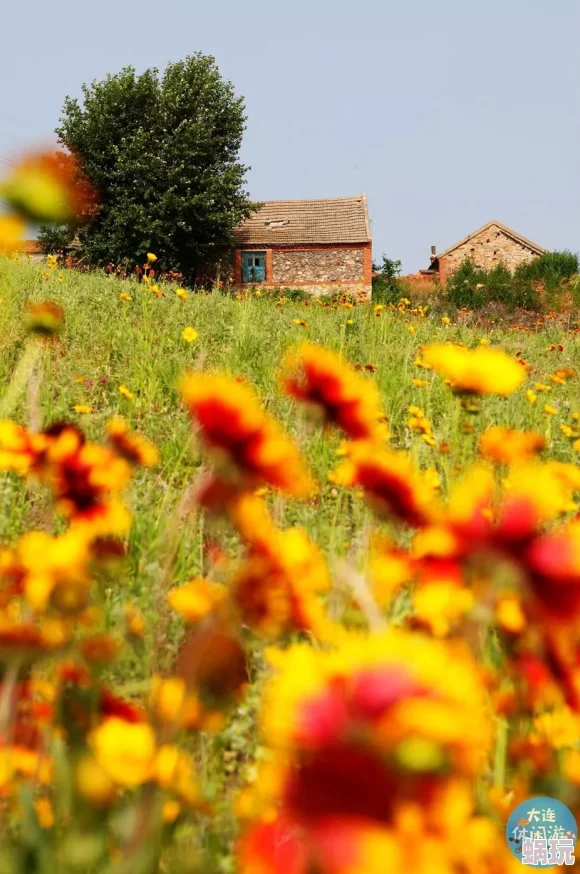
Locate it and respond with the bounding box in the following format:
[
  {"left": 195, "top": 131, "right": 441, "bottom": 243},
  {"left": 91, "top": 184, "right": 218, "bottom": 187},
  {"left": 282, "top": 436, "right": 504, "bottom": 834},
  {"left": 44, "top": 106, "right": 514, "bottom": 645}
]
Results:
[
  {"left": 119, "top": 292, "right": 132, "bottom": 301},
  {"left": 526, "top": 389, "right": 537, "bottom": 405},
  {"left": 441, "top": 316, "right": 451, "bottom": 325},
  {"left": 163, "top": 800, "right": 182, "bottom": 823},
  {"left": 495, "top": 597, "right": 526, "bottom": 634},
  {"left": 119, "top": 385, "right": 135, "bottom": 400},
  {"left": 73, "top": 404, "right": 92, "bottom": 415},
  {"left": 563, "top": 749, "right": 580, "bottom": 785},
  {"left": 150, "top": 676, "right": 187, "bottom": 724},
  {"left": 75, "top": 755, "right": 116, "bottom": 805},
  {"left": 168, "top": 578, "right": 226, "bottom": 623},
  {"left": 182, "top": 326, "right": 198, "bottom": 343},
  {"left": 89, "top": 718, "right": 156, "bottom": 788},
  {"left": 413, "top": 582, "right": 474, "bottom": 637},
  {"left": 0, "top": 214, "right": 25, "bottom": 252},
  {"left": 421, "top": 343, "right": 525, "bottom": 396},
  {"left": 124, "top": 602, "right": 146, "bottom": 638},
  {"left": 34, "top": 797, "right": 54, "bottom": 829},
  {"left": 411, "top": 378, "right": 429, "bottom": 388},
  {"left": 408, "top": 325, "right": 416, "bottom": 334},
  {"left": 176, "top": 287, "right": 188, "bottom": 301},
  {"left": 369, "top": 544, "right": 413, "bottom": 606},
  {"left": 503, "top": 460, "right": 580, "bottom": 523},
  {"left": 533, "top": 382, "right": 551, "bottom": 393},
  {"left": 534, "top": 707, "right": 580, "bottom": 749},
  {"left": 544, "top": 404, "right": 558, "bottom": 416},
  {"left": 147, "top": 252, "right": 157, "bottom": 262},
  {"left": 8, "top": 528, "right": 91, "bottom": 613}
]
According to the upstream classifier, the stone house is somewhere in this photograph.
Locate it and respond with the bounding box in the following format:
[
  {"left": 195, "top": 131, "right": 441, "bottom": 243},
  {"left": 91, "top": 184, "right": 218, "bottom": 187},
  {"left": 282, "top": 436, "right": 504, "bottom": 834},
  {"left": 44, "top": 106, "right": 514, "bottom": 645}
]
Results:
[
  {"left": 232, "top": 196, "right": 372, "bottom": 298},
  {"left": 422, "top": 220, "right": 546, "bottom": 284}
]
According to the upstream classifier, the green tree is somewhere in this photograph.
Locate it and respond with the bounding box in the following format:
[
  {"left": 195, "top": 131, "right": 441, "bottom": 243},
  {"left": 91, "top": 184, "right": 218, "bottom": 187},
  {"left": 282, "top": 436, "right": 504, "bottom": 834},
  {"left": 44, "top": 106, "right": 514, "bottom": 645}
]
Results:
[
  {"left": 56, "top": 55, "right": 255, "bottom": 279},
  {"left": 37, "top": 224, "right": 75, "bottom": 256}
]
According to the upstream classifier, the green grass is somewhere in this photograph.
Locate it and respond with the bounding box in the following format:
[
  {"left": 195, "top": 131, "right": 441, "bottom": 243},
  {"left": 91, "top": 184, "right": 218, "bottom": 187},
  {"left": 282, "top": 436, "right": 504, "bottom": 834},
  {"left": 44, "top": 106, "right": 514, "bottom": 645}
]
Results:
[
  {"left": 3, "top": 255, "right": 580, "bottom": 871},
  {"left": 1, "top": 256, "right": 578, "bottom": 667}
]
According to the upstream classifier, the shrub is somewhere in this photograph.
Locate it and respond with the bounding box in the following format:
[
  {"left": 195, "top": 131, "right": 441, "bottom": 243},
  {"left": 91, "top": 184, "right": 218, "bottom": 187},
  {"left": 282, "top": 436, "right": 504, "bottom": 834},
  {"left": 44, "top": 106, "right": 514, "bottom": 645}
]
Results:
[
  {"left": 447, "top": 258, "right": 543, "bottom": 311},
  {"left": 372, "top": 255, "right": 402, "bottom": 305},
  {"left": 515, "top": 250, "right": 579, "bottom": 283},
  {"left": 445, "top": 259, "right": 487, "bottom": 309}
]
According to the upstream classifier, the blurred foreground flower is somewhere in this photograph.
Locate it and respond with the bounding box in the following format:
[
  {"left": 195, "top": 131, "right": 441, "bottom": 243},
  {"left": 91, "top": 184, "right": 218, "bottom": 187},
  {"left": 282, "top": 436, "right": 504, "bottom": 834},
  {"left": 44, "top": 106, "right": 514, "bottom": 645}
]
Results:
[
  {"left": 237, "top": 630, "right": 497, "bottom": 874},
  {"left": 282, "top": 342, "right": 388, "bottom": 441},
  {"left": 0, "top": 150, "right": 95, "bottom": 224},
  {"left": 0, "top": 214, "right": 26, "bottom": 253},
  {"left": 421, "top": 343, "right": 525, "bottom": 396},
  {"left": 25, "top": 299, "right": 64, "bottom": 335},
  {"left": 180, "top": 373, "right": 314, "bottom": 497}
]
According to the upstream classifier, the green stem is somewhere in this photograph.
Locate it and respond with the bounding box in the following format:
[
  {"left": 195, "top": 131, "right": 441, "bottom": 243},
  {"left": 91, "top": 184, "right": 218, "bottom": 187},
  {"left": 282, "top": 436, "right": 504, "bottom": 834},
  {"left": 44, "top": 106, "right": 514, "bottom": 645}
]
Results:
[
  {"left": 0, "top": 339, "right": 43, "bottom": 419},
  {"left": 493, "top": 716, "right": 509, "bottom": 792}
]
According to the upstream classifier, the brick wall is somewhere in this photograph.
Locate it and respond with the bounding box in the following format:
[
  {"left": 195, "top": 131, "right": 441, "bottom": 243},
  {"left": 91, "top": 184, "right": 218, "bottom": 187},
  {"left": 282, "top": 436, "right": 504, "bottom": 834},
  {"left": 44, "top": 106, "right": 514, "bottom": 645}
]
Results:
[{"left": 441, "top": 224, "right": 541, "bottom": 277}]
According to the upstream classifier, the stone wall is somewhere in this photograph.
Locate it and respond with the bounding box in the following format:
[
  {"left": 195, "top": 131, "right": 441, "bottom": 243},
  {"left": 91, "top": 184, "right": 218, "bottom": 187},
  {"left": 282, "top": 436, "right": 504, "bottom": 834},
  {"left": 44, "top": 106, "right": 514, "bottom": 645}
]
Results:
[
  {"left": 272, "top": 248, "right": 365, "bottom": 284},
  {"left": 441, "top": 224, "right": 541, "bottom": 278}
]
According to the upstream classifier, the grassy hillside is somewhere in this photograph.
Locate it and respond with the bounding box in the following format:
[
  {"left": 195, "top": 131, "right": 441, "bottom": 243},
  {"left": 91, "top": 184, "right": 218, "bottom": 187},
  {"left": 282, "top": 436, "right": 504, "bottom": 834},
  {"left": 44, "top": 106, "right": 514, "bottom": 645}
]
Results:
[
  {"left": 2, "top": 254, "right": 580, "bottom": 873},
  {"left": 1, "top": 256, "right": 579, "bottom": 662}
]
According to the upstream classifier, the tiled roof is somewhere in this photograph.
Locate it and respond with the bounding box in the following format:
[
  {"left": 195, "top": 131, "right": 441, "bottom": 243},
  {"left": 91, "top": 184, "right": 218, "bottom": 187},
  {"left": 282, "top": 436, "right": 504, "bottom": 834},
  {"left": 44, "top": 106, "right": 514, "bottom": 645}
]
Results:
[
  {"left": 233, "top": 196, "right": 371, "bottom": 246},
  {"left": 436, "top": 220, "right": 546, "bottom": 259},
  {"left": 21, "top": 240, "right": 42, "bottom": 253}
]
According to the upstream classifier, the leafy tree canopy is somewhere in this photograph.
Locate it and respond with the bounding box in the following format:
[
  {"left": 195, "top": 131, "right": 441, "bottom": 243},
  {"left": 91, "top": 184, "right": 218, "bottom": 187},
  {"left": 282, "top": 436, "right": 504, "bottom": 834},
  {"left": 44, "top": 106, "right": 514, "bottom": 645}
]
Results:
[{"left": 56, "top": 54, "right": 255, "bottom": 278}]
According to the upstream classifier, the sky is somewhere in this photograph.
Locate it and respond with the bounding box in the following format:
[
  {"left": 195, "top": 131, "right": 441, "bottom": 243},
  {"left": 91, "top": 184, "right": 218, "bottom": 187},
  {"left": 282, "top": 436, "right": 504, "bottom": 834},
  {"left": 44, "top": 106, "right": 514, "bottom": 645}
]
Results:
[{"left": 2, "top": 0, "right": 579, "bottom": 272}]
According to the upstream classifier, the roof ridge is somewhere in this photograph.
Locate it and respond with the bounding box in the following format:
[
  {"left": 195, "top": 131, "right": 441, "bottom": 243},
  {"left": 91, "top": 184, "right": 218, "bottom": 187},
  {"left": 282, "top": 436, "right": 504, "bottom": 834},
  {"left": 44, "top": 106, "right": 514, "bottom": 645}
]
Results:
[
  {"left": 436, "top": 219, "right": 546, "bottom": 259},
  {"left": 248, "top": 195, "right": 366, "bottom": 205}
]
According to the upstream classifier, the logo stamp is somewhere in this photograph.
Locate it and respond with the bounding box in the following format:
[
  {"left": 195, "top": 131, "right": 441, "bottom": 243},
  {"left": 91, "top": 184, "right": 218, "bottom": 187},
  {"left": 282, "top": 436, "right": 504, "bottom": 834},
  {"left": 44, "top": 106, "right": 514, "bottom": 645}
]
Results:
[{"left": 506, "top": 796, "right": 577, "bottom": 867}]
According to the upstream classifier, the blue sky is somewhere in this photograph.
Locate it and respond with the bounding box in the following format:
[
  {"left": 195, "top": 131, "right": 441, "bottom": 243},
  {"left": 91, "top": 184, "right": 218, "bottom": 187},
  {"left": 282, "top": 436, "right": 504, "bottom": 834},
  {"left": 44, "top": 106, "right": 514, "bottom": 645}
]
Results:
[{"left": 2, "top": 0, "right": 579, "bottom": 271}]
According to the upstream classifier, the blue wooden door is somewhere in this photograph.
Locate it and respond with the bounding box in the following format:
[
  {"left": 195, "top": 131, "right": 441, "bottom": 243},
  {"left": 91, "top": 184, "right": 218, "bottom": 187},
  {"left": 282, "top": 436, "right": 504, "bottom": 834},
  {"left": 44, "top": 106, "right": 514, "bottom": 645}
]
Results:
[{"left": 242, "top": 252, "right": 266, "bottom": 283}]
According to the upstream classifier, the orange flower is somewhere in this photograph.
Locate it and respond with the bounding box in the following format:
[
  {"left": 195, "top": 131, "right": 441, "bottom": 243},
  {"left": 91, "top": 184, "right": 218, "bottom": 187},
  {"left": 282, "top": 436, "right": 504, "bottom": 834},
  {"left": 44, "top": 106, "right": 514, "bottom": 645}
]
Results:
[
  {"left": 331, "top": 443, "right": 439, "bottom": 527},
  {"left": 106, "top": 418, "right": 158, "bottom": 467},
  {"left": 25, "top": 300, "right": 64, "bottom": 335},
  {"left": 1, "top": 150, "right": 95, "bottom": 224},
  {"left": 0, "top": 421, "right": 49, "bottom": 474},
  {"left": 281, "top": 343, "right": 388, "bottom": 441},
  {"left": 479, "top": 426, "right": 545, "bottom": 464},
  {"left": 231, "top": 527, "right": 332, "bottom": 639},
  {"left": 3, "top": 422, "right": 133, "bottom": 535},
  {"left": 180, "top": 373, "right": 313, "bottom": 496}
]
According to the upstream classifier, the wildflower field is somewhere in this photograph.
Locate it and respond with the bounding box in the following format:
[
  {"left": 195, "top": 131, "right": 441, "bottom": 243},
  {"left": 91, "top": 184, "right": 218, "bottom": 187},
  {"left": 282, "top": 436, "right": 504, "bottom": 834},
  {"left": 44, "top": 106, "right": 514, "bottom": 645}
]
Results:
[{"left": 3, "top": 249, "right": 580, "bottom": 874}]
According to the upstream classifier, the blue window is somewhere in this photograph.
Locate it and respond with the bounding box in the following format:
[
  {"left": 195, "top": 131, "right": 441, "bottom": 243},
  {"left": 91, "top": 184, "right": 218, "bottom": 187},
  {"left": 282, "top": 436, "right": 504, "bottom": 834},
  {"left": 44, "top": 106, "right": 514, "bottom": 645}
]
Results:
[{"left": 242, "top": 251, "right": 266, "bottom": 283}]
